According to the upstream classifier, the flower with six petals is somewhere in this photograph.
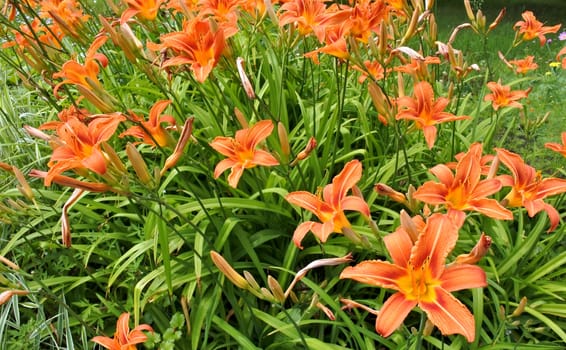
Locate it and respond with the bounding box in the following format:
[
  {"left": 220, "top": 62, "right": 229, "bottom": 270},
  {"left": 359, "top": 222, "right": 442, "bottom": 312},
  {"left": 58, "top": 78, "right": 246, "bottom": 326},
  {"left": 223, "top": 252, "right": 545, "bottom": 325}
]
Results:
[
  {"left": 396, "top": 81, "right": 470, "bottom": 149},
  {"left": 484, "top": 81, "right": 531, "bottom": 111},
  {"left": 413, "top": 143, "right": 513, "bottom": 227},
  {"left": 286, "top": 159, "right": 370, "bottom": 248},
  {"left": 340, "top": 213, "right": 487, "bottom": 342},
  {"left": 210, "top": 120, "right": 279, "bottom": 188},
  {"left": 92, "top": 312, "right": 153, "bottom": 350},
  {"left": 495, "top": 148, "right": 566, "bottom": 231},
  {"left": 514, "top": 11, "right": 561, "bottom": 46}
]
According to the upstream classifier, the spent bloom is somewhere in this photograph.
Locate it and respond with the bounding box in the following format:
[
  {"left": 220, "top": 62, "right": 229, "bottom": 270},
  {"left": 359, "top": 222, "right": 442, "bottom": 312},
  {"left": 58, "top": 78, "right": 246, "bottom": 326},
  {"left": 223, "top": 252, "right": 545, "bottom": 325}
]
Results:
[
  {"left": 413, "top": 143, "right": 512, "bottom": 227},
  {"left": 92, "top": 312, "right": 153, "bottom": 350},
  {"left": 210, "top": 120, "right": 279, "bottom": 188},
  {"left": 340, "top": 213, "right": 487, "bottom": 342},
  {"left": 484, "top": 81, "right": 531, "bottom": 111},
  {"left": 396, "top": 81, "right": 470, "bottom": 149},
  {"left": 286, "top": 160, "right": 370, "bottom": 248},
  {"left": 514, "top": 11, "right": 561, "bottom": 46},
  {"left": 496, "top": 148, "right": 566, "bottom": 232}
]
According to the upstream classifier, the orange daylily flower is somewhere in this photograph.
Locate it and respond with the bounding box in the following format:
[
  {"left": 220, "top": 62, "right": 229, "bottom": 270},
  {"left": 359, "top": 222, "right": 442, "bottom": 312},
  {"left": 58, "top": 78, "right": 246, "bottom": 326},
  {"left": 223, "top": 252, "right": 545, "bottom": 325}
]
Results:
[
  {"left": 92, "top": 312, "right": 153, "bottom": 350},
  {"left": 545, "top": 132, "right": 566, "bottom": 158},
  {"left": 44, "top": 113, "right": 125, "bottom": 186},
  {"left": 342, "top": 0, "right": 389, "bottom": 43},
  {"left": 508, "top": 55, "right": 538, "bottom": 74},
  {"left": 484, "top": 81, "right": 531, "bottom": 111},
  {"left": 495, "top": 148, "right": 566, "bottom": 232},
  {"left": 352, "top": 60, "right": 385, "bottom": 83},
  {"left": 304, "top": 24, "right": 349, "bottom": 64},
  {"left": 120, "top": 0, "right": 165, "bottom": 23},
  {"left": 40, "top": 0, "right": 90, "bottom": 39},
  {"left": 148, "top": 17, "right": 225, "bottom": 83},
  {"left": 120, "top": 100, "right": 176, "bottom": 147},
  {"left": 340, "top": 213, "right": 487, "bottom": 342},
  {"left": 413, "top": 143, "right": 513, "bottom": 227},
  {"left": 514, "top": 11, "right": 561, "bottom": 46},
  {"left": 53, "top": 34, "right": 108, "bottom": 96},
  {"left": 394, "top": 56, "right": 441, "bottom": 82},
  {"left": 396, "top": 81, "right": 470, "bottom": 149},
  {"left": 198, "top": 0, "right": 242, "bottom": 37},
  {"left": 286, "top": 159, "right": 370, "bottom": 248},
  {"left": 278, "top": 0, "right": 346, "bottom": 42},
  {"left": 210, "top": 120, "right": 279, "bottom": 188}
]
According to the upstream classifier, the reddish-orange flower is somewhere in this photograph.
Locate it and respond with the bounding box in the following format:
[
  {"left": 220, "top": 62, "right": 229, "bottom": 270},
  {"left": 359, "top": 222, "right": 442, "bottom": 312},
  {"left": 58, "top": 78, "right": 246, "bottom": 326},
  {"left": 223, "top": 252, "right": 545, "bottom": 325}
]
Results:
[
  {"left": 45, "top": 113, "right": 125, "bottom": 186},
  {"left": 148, "top": 18, "right": 225, "bottom": 83},
  {"left": 495, "top": 148, "right": 566, "bottom": 231},
  {"left": 53, "top": 35, "right": 108, "bottom": 95},
  {"left": 394, "top": 56, "right": 441, "bottom": 82},
  {"left": 198, "top": 0, "right": 242, "bottom": 37},
  {"left": 396, "top": 81, "right": 470, "bottom": 149},
  {"left": 210, "top": 120, "right": 279, "bottom": 188},
  {"left": 340, "top": 213, "right": 487, "bottom": 342},
  {"left": 286, "top": 160, "right": 370, "bottom": 248},
  {"left": 120, "top": 100, "right": 176, "bottom": 147},
  {"left": 352, "top": 60, "right": 385, "bottom": 83},
  {"left": 484, "top": 81, "right": 530, "bottom": 111},
  {"left": 545, "top": 132, "right": 566, "bottom": 158},
  {"left": 514, "top": 11, "right": 561, "bottom": 46},
  {"left": 92, "top": 313, "right": 153, "bottom": 350},
  {"left": 508, "top": 55, "right": 538, "bottom": 74},
  {"left": 342, "top": 0, "right": 389, "bottom": 43},
  {"left": 121, "top": 0, "right": 164, "bottom": 23},
  {"left": 278, "top": 0, "right": 345, "bottom": 42},
  {"left": 413, "top": 143, "right": 513, "bottom": 226},
  {"left": 304, "top": 24, "right": 349, "bottom": 64}
]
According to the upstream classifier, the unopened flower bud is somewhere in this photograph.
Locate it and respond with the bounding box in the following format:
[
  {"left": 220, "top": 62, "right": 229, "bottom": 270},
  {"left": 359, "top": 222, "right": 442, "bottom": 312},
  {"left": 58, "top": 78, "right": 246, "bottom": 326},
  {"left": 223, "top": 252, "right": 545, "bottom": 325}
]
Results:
[
  {"left": 210, "top": 251, "right": 249, "bottom": 289},
  {"left": 374, "top": 183, "right": 407, "bottom": 203},
  {"left": 511, "top": 296, "right": 527, "bottom": 317},
  {"left": 126, "top": 143, "right": 153, "bottom": 186},
  {"left": 277, "top": 122, "right": 290, "bottom": 158},
  {"left": 62, "top": 189, "right": 84, "bottom": 248},
  {"left": 243, "top": 271, "right": 260, "bottom": 290},
  {"left": 267, "top": 276, "right": 285, "bottom": 303},
  {"left": 488, "top": 8, "right": 506, "bottom": 33},
  {"left": 290, "top": 137, "right": 317, "bottom": 166},
  {"left": 12, "top": 166, "right": 34, "bottom": 201},
  {"left": 234, "top": 107, "right": 248, "bottom": 129},
  {"left": 161, "top": 117, "right": 194, "bottom": 177},
  {"left": 453, "top": 233, "right": 492, "bottom": 265}
]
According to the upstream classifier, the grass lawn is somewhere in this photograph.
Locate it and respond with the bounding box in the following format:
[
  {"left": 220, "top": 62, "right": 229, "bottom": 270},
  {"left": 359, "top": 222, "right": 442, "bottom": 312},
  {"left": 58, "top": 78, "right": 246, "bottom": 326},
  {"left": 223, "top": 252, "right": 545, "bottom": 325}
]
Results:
[{"left": 436, "top": 0, "right": 566, "bottom": 170}]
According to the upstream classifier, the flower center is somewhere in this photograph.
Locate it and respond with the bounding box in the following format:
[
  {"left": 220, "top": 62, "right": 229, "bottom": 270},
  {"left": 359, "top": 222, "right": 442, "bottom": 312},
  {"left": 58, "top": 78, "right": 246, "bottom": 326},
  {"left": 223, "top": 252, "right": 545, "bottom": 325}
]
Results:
[{"left": 398, "top": 258, "right": 439, "bottom": 303}]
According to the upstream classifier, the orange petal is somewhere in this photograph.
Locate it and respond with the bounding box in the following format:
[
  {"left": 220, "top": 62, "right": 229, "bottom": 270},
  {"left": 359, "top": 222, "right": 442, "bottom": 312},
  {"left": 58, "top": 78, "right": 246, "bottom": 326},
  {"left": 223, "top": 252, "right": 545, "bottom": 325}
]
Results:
[
  {"left": 411, "top": 214, "right": 458, "bottom": 277},
  {"left": 244, "top": 120, "right": 274, "bottom": 149},
  {"left": 383, "top": 228, "right": 413, "bottom": 267},
  {"left": 375, "top": 292, "right": 417, "bottom": 337},
  {"left": 340, "top": 260, "right": 405, "bottom": 290},
  {"left": 441, "top": 265, "right": 487, "bottom": 292},
  {"left": 329, "top": 160, "right": 363, "bottom": 207},
  {"left": 286, "top": 191, "right": 325, "bottom": 215},
  {"left": 341, "top": 196, "right": 370, "bottom": 218},
  {"left": 419, "top": 287, "right": 476, "bottom": 342},
  {"left": 292, "top": 221, "right": 318, "bottom": 249},
  {"left": 227, "top": 163, "right": 245, "bottom": 188},
  {"left": 116, "top": 312, "right": 131, "bottom": 344}
]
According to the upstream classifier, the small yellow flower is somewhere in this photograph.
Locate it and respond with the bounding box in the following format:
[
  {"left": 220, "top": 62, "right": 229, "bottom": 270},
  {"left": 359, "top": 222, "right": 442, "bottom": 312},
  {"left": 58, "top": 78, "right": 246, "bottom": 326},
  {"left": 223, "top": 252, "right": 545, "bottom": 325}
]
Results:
[{"left": 549, "top": 61, "right": 561, "bottom": 68}]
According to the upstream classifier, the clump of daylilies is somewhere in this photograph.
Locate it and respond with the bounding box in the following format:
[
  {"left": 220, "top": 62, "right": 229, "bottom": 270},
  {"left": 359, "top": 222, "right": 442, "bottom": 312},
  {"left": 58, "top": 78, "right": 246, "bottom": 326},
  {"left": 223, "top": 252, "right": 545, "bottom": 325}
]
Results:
[{"left": 1, "top": 0, "right": 566, "bottom": 347}]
